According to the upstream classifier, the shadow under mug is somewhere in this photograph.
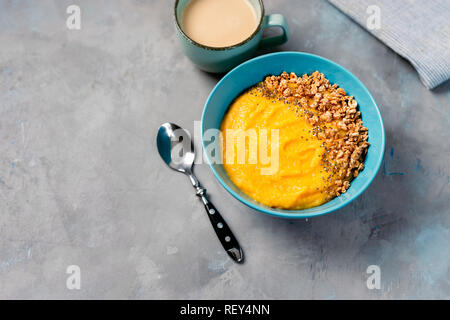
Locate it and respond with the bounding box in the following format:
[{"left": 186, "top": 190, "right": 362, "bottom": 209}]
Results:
[{"left": 174, "top": 0, "right": 289, "bottom": 73}]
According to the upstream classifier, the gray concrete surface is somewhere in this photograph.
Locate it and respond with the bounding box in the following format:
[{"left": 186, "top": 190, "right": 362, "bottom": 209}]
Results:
[{"left": 0, "top": 0, "right": 449, "bottom": 299}]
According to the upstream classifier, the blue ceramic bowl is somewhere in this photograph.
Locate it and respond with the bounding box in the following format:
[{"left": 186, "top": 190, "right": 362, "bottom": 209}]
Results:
[{"left": 201, "top": 52, "right": 385, "bottom": 219}]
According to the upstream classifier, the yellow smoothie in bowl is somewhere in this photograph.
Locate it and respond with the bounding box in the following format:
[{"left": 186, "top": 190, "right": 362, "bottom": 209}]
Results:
[{"left": 220, "top": 71, "right": 369, "bottom": 210}]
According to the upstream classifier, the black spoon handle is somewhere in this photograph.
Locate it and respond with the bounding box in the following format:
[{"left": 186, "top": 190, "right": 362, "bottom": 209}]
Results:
[{"left": 196, "top": 186, "right": 244, "bottom": 263}]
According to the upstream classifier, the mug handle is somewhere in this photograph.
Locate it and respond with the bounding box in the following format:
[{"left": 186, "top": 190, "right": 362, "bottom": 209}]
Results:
[{"left": 259, "top": 14, "right": 289, "bottom": 49}]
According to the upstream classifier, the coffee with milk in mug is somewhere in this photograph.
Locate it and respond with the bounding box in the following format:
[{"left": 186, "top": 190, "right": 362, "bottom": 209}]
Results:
[{"left": 181, "top": 0, "right": 258, "bottom": 48}]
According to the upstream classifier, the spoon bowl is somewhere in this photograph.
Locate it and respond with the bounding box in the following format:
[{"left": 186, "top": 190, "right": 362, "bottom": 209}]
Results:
[{"left": 157, "top": 122, "right": 195, "bottom": 174}]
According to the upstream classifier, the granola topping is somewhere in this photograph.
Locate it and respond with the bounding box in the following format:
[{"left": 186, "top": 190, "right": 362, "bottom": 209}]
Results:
[{"left": 257, "top": 71, "right": 369, "bottom": 197}]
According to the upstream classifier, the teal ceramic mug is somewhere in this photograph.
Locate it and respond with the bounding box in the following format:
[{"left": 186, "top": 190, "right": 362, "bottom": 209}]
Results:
[{"left": 174, "top": 0, "right": 289, "bottom": 73}]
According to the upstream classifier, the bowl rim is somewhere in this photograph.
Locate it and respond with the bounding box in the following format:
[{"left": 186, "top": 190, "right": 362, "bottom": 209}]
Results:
[{"left": 201, "top": 51, "right": 385, "bottom": 219}]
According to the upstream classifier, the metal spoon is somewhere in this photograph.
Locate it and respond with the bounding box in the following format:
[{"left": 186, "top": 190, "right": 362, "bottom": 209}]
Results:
[{"left": 156, "top": 122, "right": 244, "bottom": 263}]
